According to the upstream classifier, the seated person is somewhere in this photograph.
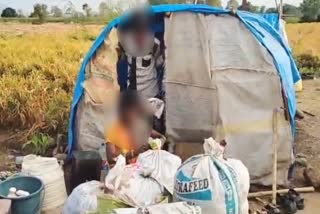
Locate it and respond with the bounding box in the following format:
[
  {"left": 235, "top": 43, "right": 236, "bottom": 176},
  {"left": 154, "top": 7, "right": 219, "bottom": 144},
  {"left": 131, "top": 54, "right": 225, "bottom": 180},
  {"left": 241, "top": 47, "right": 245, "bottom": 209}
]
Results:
[{"left": 105, "top": 90, "right": 162, "bottom": 165}]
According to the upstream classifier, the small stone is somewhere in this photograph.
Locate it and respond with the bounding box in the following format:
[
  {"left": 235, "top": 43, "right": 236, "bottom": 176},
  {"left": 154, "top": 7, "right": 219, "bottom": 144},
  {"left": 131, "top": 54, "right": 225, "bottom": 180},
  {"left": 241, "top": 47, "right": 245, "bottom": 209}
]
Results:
[
  {"left": 54, "top": 153, "right": 67, "bottom": 161},
  {"left": 15, "top": 156, "right": 24, "bottom": 165},
  {"left": 7, "top": 155, "right": 15, "bottom": 160}
]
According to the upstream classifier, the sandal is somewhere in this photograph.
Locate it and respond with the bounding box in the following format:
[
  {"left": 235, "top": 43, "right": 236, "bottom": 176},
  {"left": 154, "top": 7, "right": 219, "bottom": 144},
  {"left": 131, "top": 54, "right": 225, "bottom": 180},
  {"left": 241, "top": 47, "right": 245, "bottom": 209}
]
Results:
[
  {"left": 288, "top": 189, "right": 305, "bottom": 210},
  {"left": 276, "top": 193, "right": 297, "bottom": 214},
  {"left": 264, "top": 204, "right": 282, "bottom": 214}
]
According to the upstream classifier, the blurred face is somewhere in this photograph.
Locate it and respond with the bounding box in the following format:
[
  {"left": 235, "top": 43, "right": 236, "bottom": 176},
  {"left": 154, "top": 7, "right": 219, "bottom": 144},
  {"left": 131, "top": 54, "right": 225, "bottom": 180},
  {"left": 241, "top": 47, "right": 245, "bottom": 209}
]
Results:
[
  {"left": 119, "top": 29, "right": 154, "bottom": 57},
  {"left": 125, "top": 103, "right": 152, "bottom": 127},
  {"left": 134, "top": 30, "right": 150, "bottom": 49},
  {"left": 126, "top": 107, "right": 140, "bottom": 124}
]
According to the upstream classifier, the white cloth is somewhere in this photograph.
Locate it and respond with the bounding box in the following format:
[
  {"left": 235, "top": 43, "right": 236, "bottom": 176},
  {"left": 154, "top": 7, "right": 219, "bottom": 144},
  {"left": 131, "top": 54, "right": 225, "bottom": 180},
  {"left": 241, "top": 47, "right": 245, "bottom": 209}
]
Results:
[{"left": 148, "top": 98, "right": 165, "bottom": 119}]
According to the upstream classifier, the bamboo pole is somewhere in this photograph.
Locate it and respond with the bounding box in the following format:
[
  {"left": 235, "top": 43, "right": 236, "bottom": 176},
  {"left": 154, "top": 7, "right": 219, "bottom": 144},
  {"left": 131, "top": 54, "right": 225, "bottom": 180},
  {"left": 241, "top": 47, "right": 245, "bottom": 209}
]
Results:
[
  {"left": 279, "top": 0, "right": 283, "bottom": 18},
  {"left": 272, "top": 109, "right": 279, "bottom": 204},
  {"left": 248, "top": 187, "right": 315, "bottom": 198},
  {"left": 274, "top": 0, "right": 279, "bottom": 9}
]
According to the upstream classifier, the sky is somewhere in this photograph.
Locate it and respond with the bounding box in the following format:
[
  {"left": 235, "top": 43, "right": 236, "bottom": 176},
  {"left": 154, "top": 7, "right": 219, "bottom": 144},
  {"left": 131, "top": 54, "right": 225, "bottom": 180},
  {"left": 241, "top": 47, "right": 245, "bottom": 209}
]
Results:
[{"left": 0, "top": 0, "right": 303, "bottom": 15}]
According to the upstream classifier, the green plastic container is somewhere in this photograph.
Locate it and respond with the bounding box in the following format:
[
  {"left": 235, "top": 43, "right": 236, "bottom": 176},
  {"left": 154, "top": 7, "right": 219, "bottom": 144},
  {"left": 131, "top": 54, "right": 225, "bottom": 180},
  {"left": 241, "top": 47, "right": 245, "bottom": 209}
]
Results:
[{"left": 0, "top": 176, "right": 44, "bottom": 214}]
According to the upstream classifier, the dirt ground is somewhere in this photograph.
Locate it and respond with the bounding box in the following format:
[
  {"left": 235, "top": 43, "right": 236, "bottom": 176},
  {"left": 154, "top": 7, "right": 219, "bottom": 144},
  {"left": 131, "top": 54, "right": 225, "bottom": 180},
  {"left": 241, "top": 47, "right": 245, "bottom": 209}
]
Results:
[
  {"left": 298, "top": 193, "right": 320, "bottom": 214},
  {"left": 250, "top": 80, "right": 320, "bottom": 213},
  {"left": 294, "top": 79, "right": 320, "bottom": 183},
  {"left": 293, "top": 80, "right": 320, "bottom": 213}
]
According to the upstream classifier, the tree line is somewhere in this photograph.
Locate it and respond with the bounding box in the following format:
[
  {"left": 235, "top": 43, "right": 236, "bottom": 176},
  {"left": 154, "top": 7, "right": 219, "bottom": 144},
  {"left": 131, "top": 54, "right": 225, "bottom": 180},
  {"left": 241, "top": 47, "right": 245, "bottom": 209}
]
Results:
[
  {"left": 1, "top": 0, "right": 320, "bottom": 23},
  {"left": 0, "top": 1, "right": 121, "bottom": 23},
  {"left": 149, "top": 0, "right": 320, "bottom": 22}
]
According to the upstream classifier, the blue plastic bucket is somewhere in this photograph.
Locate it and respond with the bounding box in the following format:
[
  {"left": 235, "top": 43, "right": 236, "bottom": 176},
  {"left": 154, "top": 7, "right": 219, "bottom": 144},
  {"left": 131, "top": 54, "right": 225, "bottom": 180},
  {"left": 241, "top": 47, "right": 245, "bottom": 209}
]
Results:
[{"left": 0, "top": 176, "right": 44, "bottom": 214}]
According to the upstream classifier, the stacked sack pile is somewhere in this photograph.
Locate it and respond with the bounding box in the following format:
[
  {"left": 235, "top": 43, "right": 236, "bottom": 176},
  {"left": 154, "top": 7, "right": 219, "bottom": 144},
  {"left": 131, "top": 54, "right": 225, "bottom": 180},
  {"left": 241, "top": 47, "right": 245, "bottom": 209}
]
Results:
[
  {"left": 106, "top": 149, "right": 203, "bottom": 214},
  {"left": 105, "top": 149, "right": 181, "bottom": 207},
  {"left": 64, "top": 137, "right": 249, "bottom": 214}
]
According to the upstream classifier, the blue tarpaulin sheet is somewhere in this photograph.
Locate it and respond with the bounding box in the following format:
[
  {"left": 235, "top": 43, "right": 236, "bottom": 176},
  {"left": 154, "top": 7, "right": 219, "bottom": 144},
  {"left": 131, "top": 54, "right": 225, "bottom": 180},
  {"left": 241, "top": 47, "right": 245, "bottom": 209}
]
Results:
[
  {"left": 67, "top": 4, "right": 301, "bottom": 155},
  {"left": 261, "top": 13, "right": 280, "bottom": 31}
]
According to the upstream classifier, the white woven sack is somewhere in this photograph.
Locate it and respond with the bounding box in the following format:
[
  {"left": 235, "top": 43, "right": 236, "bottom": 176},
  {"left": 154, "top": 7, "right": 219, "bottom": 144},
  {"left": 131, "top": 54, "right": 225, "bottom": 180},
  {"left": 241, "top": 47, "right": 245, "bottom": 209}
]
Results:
[
  {"left": 22, "top": 155, "right": 67, "bottom": 212},
  {"left": 173, "top": 138, "right": 249, "bottom": 214}
]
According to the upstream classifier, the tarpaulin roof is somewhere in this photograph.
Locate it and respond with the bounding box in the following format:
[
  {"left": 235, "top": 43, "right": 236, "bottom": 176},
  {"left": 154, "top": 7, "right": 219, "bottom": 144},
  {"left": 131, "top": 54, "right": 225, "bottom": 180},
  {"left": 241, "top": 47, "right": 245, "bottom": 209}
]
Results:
[{"left": 67, "top": 4, "right": 301, "bottom": 155}]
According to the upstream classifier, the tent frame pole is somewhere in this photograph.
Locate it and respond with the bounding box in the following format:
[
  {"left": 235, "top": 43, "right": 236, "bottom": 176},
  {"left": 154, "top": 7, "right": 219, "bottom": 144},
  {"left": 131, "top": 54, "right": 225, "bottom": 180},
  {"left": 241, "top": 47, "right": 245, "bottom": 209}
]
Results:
[
  {"left": 274, "top": 0, "right": 279, "bottom": 10},
  {"left": 279, "top": 0, "right": 283, "bottom": 18}
]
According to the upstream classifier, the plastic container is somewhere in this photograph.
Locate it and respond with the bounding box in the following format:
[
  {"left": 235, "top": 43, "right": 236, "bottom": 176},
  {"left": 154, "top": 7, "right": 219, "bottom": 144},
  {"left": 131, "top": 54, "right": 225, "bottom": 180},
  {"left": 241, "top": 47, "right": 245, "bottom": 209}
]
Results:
[
  {"left": 0, "top": 176, "right": 44, "bottom": 214},
  {"left": 71, "top": 151, "right": 101, "bottom": 191}
]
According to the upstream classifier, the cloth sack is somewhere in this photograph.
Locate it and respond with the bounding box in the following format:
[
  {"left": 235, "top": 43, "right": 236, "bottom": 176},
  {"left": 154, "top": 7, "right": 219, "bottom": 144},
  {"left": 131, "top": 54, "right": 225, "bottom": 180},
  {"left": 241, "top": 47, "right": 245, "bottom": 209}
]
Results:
[
  {"left": 22, "top": 155, "right": 67, "bottom": 212},
  {"left": 105, "top": 150, "right": 181, "bottom": 207},
  {"left": 136, "top": 150, "right": 181, "bottom": 194},
  {"left": 173, "top": 138, "right": 250, "bottom": 214}
]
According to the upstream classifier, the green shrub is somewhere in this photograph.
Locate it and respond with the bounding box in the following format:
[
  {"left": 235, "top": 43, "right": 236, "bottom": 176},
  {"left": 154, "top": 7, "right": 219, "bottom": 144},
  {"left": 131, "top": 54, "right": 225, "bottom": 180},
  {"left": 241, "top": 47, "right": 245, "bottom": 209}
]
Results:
[
  {"left": 22, "top": 132, "right": 54, "bottom": 156},
  {"left": 295, "top": 54, "right": 320, "bottom": 79}
]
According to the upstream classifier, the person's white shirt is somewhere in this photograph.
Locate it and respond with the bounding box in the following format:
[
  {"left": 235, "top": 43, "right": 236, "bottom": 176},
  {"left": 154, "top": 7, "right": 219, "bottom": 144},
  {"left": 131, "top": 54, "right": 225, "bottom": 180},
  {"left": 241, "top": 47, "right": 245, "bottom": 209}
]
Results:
[{"left": 126, "top": 38, "right": 165, "bottom": 99}]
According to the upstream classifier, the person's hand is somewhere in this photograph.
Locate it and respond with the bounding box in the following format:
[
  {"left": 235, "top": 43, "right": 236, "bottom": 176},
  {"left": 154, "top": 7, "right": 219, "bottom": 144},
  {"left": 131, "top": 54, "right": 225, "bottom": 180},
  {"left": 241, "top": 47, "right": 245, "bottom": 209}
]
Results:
[{"left": 126, "top": 144, "right": 151, "bottom": 161}]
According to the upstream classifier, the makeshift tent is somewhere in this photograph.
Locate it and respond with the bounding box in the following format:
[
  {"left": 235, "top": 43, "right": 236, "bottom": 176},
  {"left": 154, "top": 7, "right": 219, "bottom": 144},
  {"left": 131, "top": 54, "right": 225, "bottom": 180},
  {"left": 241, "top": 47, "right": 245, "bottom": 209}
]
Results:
[{"left": 68, "top": 4, "right": 301, "bottom": 186}]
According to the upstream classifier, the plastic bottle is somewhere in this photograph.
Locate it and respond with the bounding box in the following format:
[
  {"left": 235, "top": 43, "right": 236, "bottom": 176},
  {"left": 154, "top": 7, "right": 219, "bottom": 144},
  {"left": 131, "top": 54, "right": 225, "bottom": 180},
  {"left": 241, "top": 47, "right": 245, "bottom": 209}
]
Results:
[{"left": 98, "top": 143, "right": 109, "bottom": 180}]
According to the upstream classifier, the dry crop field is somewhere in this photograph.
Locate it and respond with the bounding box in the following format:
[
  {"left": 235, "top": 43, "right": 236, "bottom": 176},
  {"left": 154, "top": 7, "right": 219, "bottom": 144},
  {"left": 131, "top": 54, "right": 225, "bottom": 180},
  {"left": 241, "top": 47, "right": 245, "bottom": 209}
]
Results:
[
  {"left": 0, "top": 23, "right": 103, "bottom": 138},
  {"left": 286, "top": 23, "right": 320, "bottom": 57},
  {"left": 0, "top": 22, "right": 319, "bottom": 141}
]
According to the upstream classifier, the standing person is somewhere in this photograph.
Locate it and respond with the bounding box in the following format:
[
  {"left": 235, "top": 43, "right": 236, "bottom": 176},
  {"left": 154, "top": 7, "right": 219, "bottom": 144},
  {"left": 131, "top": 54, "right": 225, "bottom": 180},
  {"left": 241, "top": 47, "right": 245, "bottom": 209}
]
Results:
[{"left": 117, "top": 10, "right": 166, "bottom": 134}]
